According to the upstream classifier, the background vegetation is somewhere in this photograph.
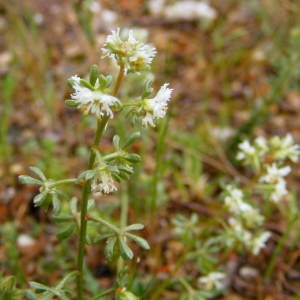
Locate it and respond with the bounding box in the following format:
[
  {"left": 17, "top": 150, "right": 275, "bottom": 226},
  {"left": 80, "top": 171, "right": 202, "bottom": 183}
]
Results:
[{"left": 1, "top": 0, "right": 300, "bottom": 299}]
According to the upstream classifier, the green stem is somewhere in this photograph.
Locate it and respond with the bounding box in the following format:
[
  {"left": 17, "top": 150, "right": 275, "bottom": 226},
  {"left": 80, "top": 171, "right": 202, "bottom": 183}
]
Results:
[
  {"left": 150, "top": 117, "right": 168, "bottom": 213},
  {"left": 264, "top": 217, "right": 297, "bottom": 279},
  {"left": 76, "top": 117, "right": 108, "bottom": 299},
  {"left": 76, "top": 64, "right": 125, "bottom": 299},
  {"left": 117, "top": 182, "right": 129, "bottom": 273},
  {"left": 121, "top": 101, "right": 142, "bottom": 107},
  {"left": 50, "top": 178, "right": 78, "bottom": 187},
  {"left": 87, "top": 215, "right": 120, "bottom": 233},
  {"left": 178, "top": 278, "right": 194, "bottom": 297}
]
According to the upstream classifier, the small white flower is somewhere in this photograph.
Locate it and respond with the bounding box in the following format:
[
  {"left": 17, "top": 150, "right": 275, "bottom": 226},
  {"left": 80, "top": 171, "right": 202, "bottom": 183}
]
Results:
[
  {"left": 251, "top": 231, "right": 271, "bottom": 255},
  {"left": 198, "top": 272, "right": 226, "bottom": 290},
  {"left": 259, "top": 163, "right": 291, "bottom": 184},
  {"left": 102, "top": 28, "right": 157, "bottom": 73},
  {"left": 236, "top": 140, "right": 255, "bottom": 160},
  {"left": 91, "top": 170, "right": 117, "bottom": 195},
  {"left": 254, "top": 136, "right": 268, "bottom": 156},
  {"left": 270, "top": 179, "right": 288, "bottom": 203},
  {"left": 270, "top": 134, "right": 300, "bottom": 162},
  {"left": 224, "top": 185, "right": 245, "bottom": 212},
  {"left": 70, "top": 75, "right": 120, "bottom": 118},
  {"left": 212, "top": 127, "right": 234, "bottom": 141},
  {"left": 165, "top": 1, "right": 217, "bottom": 22},
  {"left": 17, "top": 234, "right": 36, "bottom": 248},
  {"left": 142, "top": 83, "right": 173, "bottom": 127},
  {"left": 228, "top": 218, "right": 252, "bottom": 247},
  {"left": 148, "top": 0, "right": 165, "bottom": 16}
]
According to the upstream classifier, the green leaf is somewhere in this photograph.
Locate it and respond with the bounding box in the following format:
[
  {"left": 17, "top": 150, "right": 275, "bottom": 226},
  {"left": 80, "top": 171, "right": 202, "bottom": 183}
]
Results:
[
  {"left": 78, "top": 170, "right": 95, "bottom": 181},
  {"left": 118, "top": 290, "right": 140, "bottom": 300},
  {"left": 105, "top": 237, "right": 117, "bottom": 261},
  {"left": 87, "top": 199, "right": 95, "bottom": 211},
  {"left": 143, "top": 80, "right": 153, "bottom": 98},
  {"left": 65, "top": 99, "right": 79, "bottom": 107},
  {"left": 24, "top": 290, "right": 39, "bottom": 300},
  {"left": 113, "top": 135, "right": 120, "bottom": 150},
  {"left": 90, "top": 64, "right": 99, "bottom": 86},
  {"left": 124, "top": 224, "right": 144, "bottom": 231},
  {"left": 122, "top": 132, "right": 141, "bottom": 149},
  {"left": 98, "top": 75, "right": 107, "bottom": 89},
  {"left": 105, "top": 75, "right": 113, "bottom": 87},
  {"left": 29, "top": 282, "right": 52, "bottom": 292},
  {"left": 57, "top": 225, "right": 75, "bottom": 240},
  {"left": 67, "top": 77, "right": 76, "bottom": 88},
  {"left": 118, "top": 166, "right": 134, "bottom": 175},
  {"left": 52, "top": 194, "right": 61, "bottom": 215},
  {"left": 70, "top": 197, "right": 78, "bottom": 215},
  {"left": 52, "top": 214, "right": 72, "bottom": 222},
  {"left": 0, "top": 276, "right": 16, "bottom": 290},
  {"left": 126, "top": 233, "right": 150, "bottom": 250},
  {"left": 29, "top": 166, "right": 46, "bottom": 180},
  {"left": 124, "top": 154, "right": 141, "bottom": 163},
  {"left": 18, "top": 175, "right": 42, "bottom": 186},
  {"left": 119, "top": 237, "right": 134, "bottom": 260},
  {"left": 33, "top": 191, "right": 47, "bottom": 206},
  {"left": 92, "top": 288, "right": 115, "bottom": 299},
  {"left": 57, "top": 271, "right": 79, "bottom": 289},
  {"left": 80, "top": 79, "right": 94, "bottom": 90}
]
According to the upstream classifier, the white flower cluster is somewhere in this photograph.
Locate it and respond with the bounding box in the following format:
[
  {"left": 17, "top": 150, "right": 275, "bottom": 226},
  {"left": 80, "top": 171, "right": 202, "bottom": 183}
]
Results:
[
  {"left": 237, "top": 134, "right": 299, "bottom": 203},
  {"left": 259, "top": 163, "right": 291, "bottom": 203},
  {"left": 142, "top": 83, "right": 173, "bottom": 127},
  {"left": 70, "top": 75, "right": 120, "bottom": 119},
  {"left": 226, "top": 217, "right": 271, "bottom": 255},
  {"left": 224, "top": 185, "right": 264, "bottom": 227},
  {"left": 236, "top": 137, "right": 268, "bottom": 170},
  {"left": 223, "top": 185, "right": 270, "bottom": 255},
  {"left": 148, "top": 0, "right": 217, "bottom": 23},
  {"left": 269, "top": 134, "right": 300, "bottom": 162},
  {"left": 223, "top": 134, "right": 299, "bottom": 255},
  {"left": 165, "top": 1, "right": 217, "bottom": 23},
  {"left": 91, "top": 168, "right": 117, "bottom": 195},
  {"left": 198, "top": 271, "right": 226, "bottom": 290},
  {"left": 69, "top": 29, "right": 173, "bottom": 127},
  {"left": 102, "top": 28, "right": 157, "bottom": 73}
]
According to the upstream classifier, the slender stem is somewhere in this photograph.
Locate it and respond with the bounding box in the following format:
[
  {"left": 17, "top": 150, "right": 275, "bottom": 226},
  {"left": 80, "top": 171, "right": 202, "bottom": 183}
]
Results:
[
  {"left": 264, "top": 216, "right": 297, "bottom": 279},
  {"left": 117, "top": 182, "right": 129, "bottom": 273},
  {"left": 113, "top": 65, "right": 125, "bottom": 95},
  {"left": 50, "top": 178, "right": 78, "bottom": 187},
  {"left": 120, "top": 183, "right": 129, "bottom": 229},
  {"left": 87, "top": 215, "right": 120, "bottom": 233},
  {"left": 178, "top": 278, "right": 194, "bottom": 296},
  {"left": 92, "top": 288, "right": 115, "bottom": 299},
  {"left": 122, "top": 101, "right": 142, "bottom": 107},
  {"left": 76, "top": 65, "right": 125, "bottom": 299},
  {"left": 76, "top": 118, "right": 108, "bottom": 299},
  {"left": 150, "top": 117, "right": 168, "bottom": 213}
]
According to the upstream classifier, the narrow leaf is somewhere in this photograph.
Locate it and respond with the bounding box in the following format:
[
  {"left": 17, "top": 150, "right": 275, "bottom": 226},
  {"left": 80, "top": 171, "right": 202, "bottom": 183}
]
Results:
[
  {"left": 113, "top": 135, "right": 120, "bottom": 150},
  {"left": 29, "top": 166, "right": 46, "bottom": 180},
  {"left": 29, "top": 282, "right": 52, "bottom": 292},
  {"left": 119, "top": 237, "right": 134, "bottom": 260},
  {"left": 122, "top": 132, "right": 141, "bottom": 149},
  {"left": 105, "top": 237, "right": 117, "bottom": 261},
  {"left": 89, "top": 65, "right": 99, "bottom": 86},
  {"left": 126, "top": 233, "right": 150, "bottom": 250},
  {"left": 65, "top": 99, "right": 79, "bottom": 107},
  {"left": 18, "top": 175, "right": 42, "bottom": 186},
  {"left": 57, "top": 225, "right": 75, "bottom": 240},
  {"left": 124, "top": 224, "right": 144, "bottom": 231},
  {"left": 33, "top": 192, "right": 47, "bottom": 206}
]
